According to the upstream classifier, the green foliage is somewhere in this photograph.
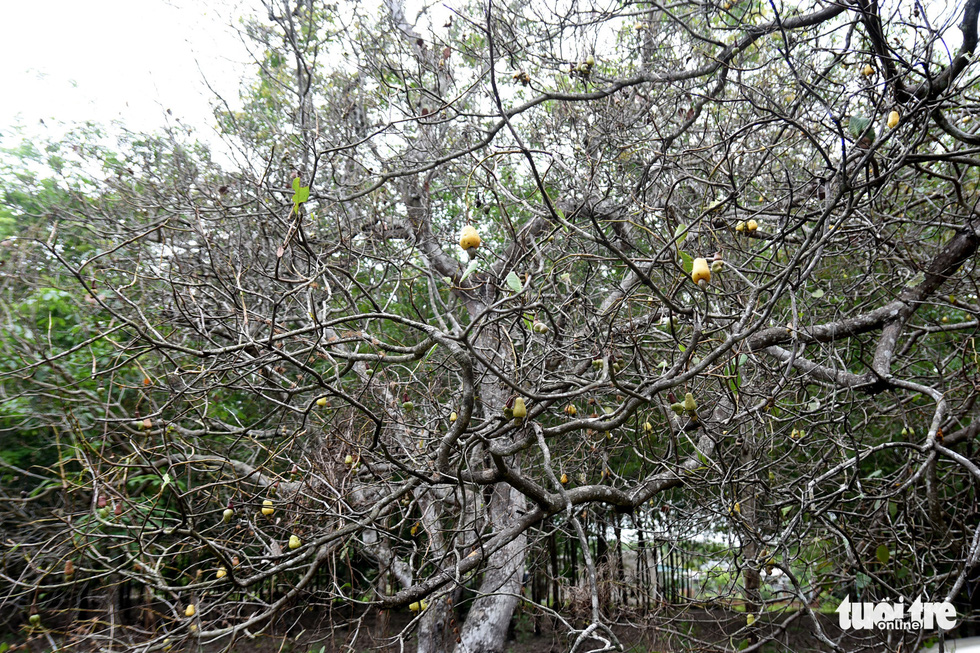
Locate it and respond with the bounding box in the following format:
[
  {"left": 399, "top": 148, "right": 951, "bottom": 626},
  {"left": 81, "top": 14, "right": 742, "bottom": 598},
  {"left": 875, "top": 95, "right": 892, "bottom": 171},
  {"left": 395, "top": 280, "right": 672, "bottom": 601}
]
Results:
[
  {"left": 292, "top": 176, "right": 310, "bottom": 212},
  {"left": 2, "top": 0, "right": 980, "bottom": 650}
]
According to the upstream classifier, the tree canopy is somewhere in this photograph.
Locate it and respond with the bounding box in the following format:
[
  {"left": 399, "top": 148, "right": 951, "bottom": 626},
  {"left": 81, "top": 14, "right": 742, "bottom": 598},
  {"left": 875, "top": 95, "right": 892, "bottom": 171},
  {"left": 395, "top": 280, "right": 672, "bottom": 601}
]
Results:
[{"left": 2, "top": 0, "right": 980, "bottom": 652}]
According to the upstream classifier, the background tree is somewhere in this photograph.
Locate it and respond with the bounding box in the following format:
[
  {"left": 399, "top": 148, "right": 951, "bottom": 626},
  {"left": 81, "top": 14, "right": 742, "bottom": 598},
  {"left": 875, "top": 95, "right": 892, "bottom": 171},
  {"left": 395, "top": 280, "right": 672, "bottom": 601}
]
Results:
[{"left": 2, "top": 0, "right": 980, "bottom": 652}]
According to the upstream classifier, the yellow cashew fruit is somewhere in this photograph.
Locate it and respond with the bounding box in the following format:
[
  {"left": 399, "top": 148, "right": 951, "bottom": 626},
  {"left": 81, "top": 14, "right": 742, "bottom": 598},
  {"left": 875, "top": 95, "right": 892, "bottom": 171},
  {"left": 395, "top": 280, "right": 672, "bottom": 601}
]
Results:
[
  {"left": 683, "top": 393, "right": 698, "bottom": 414},
  {"left": 261, "top": 500, "right": 274, "bottom": 516},
  {"left": 887, "top": 110, "right": 899, "bottom": 129},
  {"left": 459, "top": 225, "right": 481, "bottom": 250},
  {"left": 512, "top": 397, "right": 527, "bottom": 421},
  {"left": 691, "top": 257, "right": 711, "bottom": 285}
]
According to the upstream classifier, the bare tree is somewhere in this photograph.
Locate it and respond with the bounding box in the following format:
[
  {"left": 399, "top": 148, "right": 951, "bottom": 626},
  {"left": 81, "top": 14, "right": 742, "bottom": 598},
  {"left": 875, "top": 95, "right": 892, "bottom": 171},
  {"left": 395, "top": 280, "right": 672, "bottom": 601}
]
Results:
[{"left": 3, "top": 0, "right": 980, "bottom": 651}]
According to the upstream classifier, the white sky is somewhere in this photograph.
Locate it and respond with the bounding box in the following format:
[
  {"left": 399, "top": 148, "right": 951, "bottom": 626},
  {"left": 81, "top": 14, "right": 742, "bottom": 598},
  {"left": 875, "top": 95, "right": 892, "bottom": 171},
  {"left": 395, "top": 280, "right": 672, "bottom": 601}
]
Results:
[
  {"left": 0, "top": 0, "right": 261, "bottom": 148},
  {"left": 0, "top": 0, "right": 969, "bottom": 159}
]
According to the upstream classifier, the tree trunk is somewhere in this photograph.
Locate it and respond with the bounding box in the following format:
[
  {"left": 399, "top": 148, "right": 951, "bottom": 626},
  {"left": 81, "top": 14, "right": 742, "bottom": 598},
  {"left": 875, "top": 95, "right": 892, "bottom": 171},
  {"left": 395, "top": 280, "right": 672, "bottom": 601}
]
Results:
[
  {"left": 549, "top": 532, "right": 560, "bottom": 610},
  {"left": 569, "top": 532, "right": 578, "bottom": 589},
  {"left": 415, "top": 490, "right": 454, "bottom": 653},
  {"left": 613, "top": 514, "right": 624, "bottom": 612},
  {"left": 741, "top": 436, "right": 763, "bottom": 645},
  {"left": 447, "top": 293, "right": 526, "bottom": 652},
  {"left": 419, "top": 598, "right": 453, "bottom": 653},
  {"left": 637, "top": 518, "right": 648, "bottom": 611},
  {"left": 456, "top": 482, "right": 527, "bottom": 653}
]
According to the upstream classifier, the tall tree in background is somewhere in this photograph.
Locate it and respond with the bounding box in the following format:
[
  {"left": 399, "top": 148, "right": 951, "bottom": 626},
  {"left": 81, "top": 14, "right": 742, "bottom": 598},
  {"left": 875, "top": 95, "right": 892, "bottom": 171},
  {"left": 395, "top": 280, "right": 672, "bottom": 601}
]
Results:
[{"left": 3, "top": 0, "right": 980, "bottom": 652}]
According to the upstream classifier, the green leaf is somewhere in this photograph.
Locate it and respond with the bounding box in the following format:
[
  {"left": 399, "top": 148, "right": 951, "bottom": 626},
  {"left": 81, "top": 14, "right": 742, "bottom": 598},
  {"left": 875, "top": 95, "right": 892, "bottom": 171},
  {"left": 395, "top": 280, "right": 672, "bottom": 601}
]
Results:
[
  {"left": 554, "top": 206, "right": 566, "bottom": 222},
  {"left": 291, "top": 177, "right": 310, "bottom": 208},
  {"left": 679, "top": 251, "right": 694, "bottom": 275},
  {"left": 505, "top": 271, "right": 523, "bottom": 293},
  {"left": 806, "top": 398, "right": 821, "bottom": 411},
  {"left": 460, "top": 260, "right": 479, "bottom": 282},
  {"left": 811, "top": 288, "right": 825, "bottom": 299},
  {"left": 161, "top": 473, "right": 171, "bottom": 487},
  {"left": 673, "top": 223, "right": 689, "bottom": 247},
  {"left": 876, "top": 544, "right": 890, "bottom": 565},
  {"left": 849, "top": 115, "right": 871, "bottom": 138}
]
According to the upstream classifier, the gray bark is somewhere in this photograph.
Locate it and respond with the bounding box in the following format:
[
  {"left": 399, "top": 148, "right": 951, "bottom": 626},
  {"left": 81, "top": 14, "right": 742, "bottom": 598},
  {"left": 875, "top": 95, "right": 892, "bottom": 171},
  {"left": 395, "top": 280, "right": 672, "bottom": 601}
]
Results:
[
  {"left": 456, "top": 482, "right": 527, "bottom": 653},
  {"left": 451, "top": 318, "right": 525, "bottom": 653}
]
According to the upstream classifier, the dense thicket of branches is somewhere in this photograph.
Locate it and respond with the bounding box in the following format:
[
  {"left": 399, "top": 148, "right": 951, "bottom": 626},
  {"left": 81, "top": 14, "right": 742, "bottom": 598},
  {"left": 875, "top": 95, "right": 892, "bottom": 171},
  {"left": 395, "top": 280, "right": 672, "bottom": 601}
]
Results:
[{"left": 2, "top": 0, "right": 980, "bottom": 651}]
